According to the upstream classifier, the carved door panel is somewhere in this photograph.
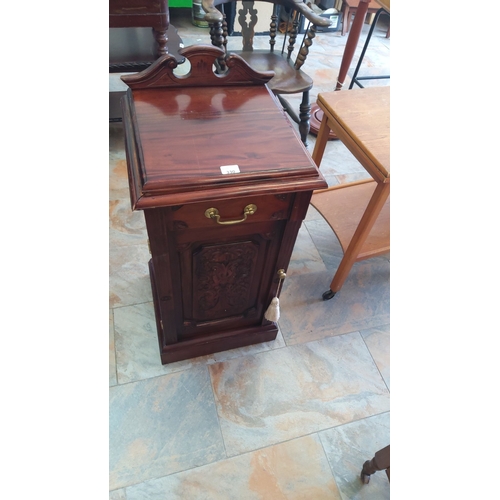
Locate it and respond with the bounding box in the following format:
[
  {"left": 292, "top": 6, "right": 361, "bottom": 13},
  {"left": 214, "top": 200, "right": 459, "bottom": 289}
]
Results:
[{"left": 174, "top": 220, "right": 286, "bottom": 339}]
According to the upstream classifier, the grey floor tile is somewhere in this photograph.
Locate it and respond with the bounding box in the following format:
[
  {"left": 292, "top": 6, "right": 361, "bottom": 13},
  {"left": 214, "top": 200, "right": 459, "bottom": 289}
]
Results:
[
  {"left": 113, "top": 301, "right": 287, "bottom": 384},
  {"left": 109, "top": 243, "right": 152, "bottom": 308},
  {"left": 209, "top": 332, "right": 389, "bottom": 456},
  {"left": 304, "top": 203, "right": 322, "bottom": 222},
  {"left": 125, "top": 434, "right": 340, "bottom": 500},
  {"left": 304, "top": 218, "right": 344, "bottom": 271},
  {"left": 319, "top": 412, "right": 390, "bottom": 500},
  {"left": 287, "top": 223, "right": 328, "bottom": 277},
  {"left": 109, "top": 366, "right": 226, "bottom": 490},
  {"left": 110, "top": 310, "right": 117, "bottom": 387},
  {"left": 361, "top": 324, "right": 390, "bottom": 391},
  {"left": 109, "top": 489, "right": 127, "bottom": 500},
  {"left": 114, "top": 302, "right": 209, "bottom": 383},
  {"left": 278, "top": 261, "right": 390, "bottom": 346}
]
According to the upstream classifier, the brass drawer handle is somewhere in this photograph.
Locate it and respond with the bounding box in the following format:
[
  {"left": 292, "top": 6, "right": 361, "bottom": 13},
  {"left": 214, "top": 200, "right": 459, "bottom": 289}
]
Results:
[{"left": 205, "top": 204, "right": 257, "bottom": 225}]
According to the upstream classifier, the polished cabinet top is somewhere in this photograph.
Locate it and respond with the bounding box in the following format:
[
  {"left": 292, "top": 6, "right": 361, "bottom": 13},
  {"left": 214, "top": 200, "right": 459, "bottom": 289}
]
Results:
[{"left": 121, "top": 46, "right": 327, "bottom": 209}]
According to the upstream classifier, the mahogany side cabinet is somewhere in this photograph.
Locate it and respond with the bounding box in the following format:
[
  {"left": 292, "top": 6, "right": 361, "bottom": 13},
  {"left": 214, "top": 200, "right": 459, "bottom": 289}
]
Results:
[{"left": 120, "top": 46, "right": 327, "bottom": 364}]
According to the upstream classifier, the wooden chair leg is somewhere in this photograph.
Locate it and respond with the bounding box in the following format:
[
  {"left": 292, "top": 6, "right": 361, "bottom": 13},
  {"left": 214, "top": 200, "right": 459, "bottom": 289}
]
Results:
[
  {"left": 298, "top": 90, "right": 311, "bottom": 147},
  {"left": 153, "top": 27, "right": 168, "bottom": 56},
  {"left": 361, "top": 445, "right": 390, "bottom": 484}
]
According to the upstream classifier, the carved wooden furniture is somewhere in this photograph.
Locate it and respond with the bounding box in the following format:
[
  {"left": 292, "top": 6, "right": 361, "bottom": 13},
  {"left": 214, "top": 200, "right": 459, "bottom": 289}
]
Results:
[
  {"left": 201, "top": 0, "right": 331, "bottom": 146},
  {"left": 109, "top": 0, "right": 184, "bottom": 121},
  {"left": 311, "top": 86, "right": 389, "bottom": 300},
  {"left": 361, "top": 445, "right": 390, "bottom": 483},
  {"left": 120, "top": 45, "right": 327, "bottom": 363}
]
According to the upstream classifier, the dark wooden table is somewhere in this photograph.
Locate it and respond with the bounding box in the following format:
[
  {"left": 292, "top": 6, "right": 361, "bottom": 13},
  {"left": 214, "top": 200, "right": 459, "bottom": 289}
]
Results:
[{"left": 121, "top": 45, "right": 327, "bottom": 363}]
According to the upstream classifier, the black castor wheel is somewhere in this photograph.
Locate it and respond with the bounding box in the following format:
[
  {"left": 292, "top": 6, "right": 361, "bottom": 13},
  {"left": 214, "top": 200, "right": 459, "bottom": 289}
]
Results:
[{"left": 322, "top": 289, "right": 336, "bottom": 300}]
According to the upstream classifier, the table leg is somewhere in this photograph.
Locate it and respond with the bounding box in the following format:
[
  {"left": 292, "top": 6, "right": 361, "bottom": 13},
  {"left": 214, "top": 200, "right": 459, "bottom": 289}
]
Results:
[
  {"left": 336, "top": 0, "right": 371, "bottom": 90},
  {"left": 309, "top": 0, "right": 372, "bottom": 138},
  {"left": 324, "top": 180, "right": 389, "bottom": 299},
  {"left": 311, "top": 112, "right": 331, "bottom": 166}
]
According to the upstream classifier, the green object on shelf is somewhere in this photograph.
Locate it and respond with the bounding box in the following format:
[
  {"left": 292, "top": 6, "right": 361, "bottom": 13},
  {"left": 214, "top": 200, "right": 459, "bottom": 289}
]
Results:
[{"left": 170, "top": 0, "right": 192, "bottom": 7}]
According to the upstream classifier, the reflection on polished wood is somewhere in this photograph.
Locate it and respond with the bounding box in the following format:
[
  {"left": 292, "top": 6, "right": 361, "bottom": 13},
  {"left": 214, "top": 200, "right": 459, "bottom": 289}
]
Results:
[{"left": 201, "top": 0, "right": 332, "bottom": 145}]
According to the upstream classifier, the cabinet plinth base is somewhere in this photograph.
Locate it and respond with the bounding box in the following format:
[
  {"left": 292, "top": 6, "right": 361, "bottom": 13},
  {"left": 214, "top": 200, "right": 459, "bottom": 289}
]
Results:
[
  {"left": 149, "top": 259, "right": 278, "bottom": 364},
  {"left": 159, "top": 324, "right": 279, "bottom": 364}
]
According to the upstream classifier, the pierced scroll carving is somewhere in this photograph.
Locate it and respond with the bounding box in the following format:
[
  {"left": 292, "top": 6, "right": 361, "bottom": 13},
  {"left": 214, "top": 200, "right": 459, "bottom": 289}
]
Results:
[
  {"left": 239, "top": 1, "right": 258, "bottom": 51},
  {"left": 121, "top": 45, "right": 274, "bottom": 90}
]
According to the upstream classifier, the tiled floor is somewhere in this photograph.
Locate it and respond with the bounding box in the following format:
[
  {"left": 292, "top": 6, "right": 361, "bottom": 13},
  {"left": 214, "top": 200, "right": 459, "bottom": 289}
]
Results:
[{"left": 110, "top": 7, "right": 390, "bottom": 499}]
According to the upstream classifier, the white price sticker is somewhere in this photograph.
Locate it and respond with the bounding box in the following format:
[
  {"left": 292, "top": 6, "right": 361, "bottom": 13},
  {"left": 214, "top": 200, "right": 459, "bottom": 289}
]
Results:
[{"left": 220, "top": 165, "right": 241, "bottom": 175}]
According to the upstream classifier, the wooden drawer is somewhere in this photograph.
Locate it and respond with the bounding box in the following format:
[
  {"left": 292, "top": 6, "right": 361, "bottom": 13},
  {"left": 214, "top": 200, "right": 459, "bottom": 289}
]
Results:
[{"left": 165, "top": 193, "right": 294, "bottom": 231}]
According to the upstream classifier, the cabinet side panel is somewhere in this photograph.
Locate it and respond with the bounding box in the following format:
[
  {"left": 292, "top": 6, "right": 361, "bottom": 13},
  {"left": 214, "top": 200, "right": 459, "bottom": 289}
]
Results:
[{"left": 144, "top": 208, "right": 183, "bottom": 346}]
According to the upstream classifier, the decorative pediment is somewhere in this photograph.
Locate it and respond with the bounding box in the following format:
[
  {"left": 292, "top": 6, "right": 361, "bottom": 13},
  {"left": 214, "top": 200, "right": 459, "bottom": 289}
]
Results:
[{"left": 121, "top": 45, "right": 274, "bottom": 89}]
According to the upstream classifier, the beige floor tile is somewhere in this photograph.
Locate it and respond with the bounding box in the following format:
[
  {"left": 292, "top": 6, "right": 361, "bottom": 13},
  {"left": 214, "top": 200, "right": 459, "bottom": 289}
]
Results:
[
  {"left": 109, "top": 196, "right": 148, "bottom": 248},
  {"left": 209, "top": 332, "right": 389, "bottom": 456},
  {"left": 125, "top": 434, "right": 341, "bottom": 500}
]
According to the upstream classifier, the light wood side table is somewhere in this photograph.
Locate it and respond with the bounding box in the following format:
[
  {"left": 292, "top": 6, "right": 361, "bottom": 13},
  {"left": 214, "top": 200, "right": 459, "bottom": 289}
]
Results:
[{"left": 311, "top": 86, "right": 389, "bottom": 300}]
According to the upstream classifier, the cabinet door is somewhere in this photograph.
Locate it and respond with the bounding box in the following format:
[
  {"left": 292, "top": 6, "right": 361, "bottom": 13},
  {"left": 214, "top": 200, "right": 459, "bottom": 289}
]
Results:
[
  {"left": 175, "top": 220, "right": 286, "bottom": 338},
  {"left": 145, "top": 194, "right": 293, "bottom": 345}
]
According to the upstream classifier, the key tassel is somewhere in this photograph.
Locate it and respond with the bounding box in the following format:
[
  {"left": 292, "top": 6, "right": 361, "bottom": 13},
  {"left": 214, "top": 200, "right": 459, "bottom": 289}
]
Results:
[
  {"left": 264, "top": 297, "right": 280, "bottom": 322},
  {"left": 264, "top": 269, "right": 286, "bottom": 323}
]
